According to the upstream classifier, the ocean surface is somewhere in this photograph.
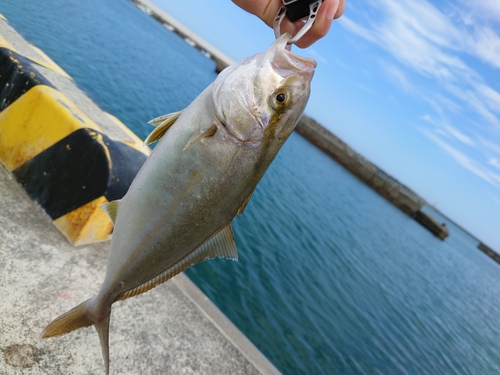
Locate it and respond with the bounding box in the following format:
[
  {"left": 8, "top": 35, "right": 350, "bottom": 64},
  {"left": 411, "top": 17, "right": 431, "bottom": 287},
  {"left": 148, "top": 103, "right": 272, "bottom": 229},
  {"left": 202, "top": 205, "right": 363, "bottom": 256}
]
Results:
[{"left": 2, "top": 1, "right": 500, "bottom": 374}]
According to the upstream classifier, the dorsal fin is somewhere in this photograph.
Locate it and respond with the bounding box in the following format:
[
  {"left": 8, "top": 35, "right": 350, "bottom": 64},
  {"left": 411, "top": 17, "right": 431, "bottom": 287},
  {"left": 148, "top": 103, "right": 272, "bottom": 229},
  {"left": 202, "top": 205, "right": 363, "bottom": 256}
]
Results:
[
  {"left": 183, "top": 124, "right": 217, "bottom": 151},
  {"left": 116, "top": 225, "right": 237, "bottom": 302},
  {"left": 148, "top": 111, "right": 182, "bottom": 127},
  {"left": 145, "top": 111, "right": 182, "bottom": 145},
  {"left": 101, "top": 200, "right": 120, "bottom": 225}
]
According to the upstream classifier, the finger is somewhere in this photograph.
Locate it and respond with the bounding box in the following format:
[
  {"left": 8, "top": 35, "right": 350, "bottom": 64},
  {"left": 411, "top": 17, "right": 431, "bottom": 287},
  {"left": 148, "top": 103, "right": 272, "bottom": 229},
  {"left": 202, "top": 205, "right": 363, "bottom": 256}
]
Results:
[
  {"left": 329, "top": 0, "right": 345, "bottom": 20},
  {"left": 294, "top": 0, "right": 343, "bottom": 48}
]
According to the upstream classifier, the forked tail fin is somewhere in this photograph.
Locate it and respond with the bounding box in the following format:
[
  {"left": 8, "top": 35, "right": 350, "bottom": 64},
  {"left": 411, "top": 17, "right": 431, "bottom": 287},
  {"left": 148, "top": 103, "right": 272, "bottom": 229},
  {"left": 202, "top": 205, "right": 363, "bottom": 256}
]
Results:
[
  {"left": 42, "top": 299, "right": 93, "bottom": 337},
  {"left": 42, "top": 298, "right": 112, "bottom": 375}
]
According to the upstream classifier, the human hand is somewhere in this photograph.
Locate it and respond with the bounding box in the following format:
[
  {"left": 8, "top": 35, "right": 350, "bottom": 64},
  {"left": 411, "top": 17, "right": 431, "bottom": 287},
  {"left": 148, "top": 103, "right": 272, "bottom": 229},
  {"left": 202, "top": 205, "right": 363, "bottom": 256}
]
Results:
[{"left": 232, "top": 0, "right": 345, "bottom": 48}]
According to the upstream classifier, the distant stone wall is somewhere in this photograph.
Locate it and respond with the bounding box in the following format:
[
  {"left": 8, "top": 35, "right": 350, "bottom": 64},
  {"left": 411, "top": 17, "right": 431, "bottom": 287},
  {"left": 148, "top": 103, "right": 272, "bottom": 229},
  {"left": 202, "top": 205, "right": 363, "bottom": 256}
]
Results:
[
  {"left": 478, "top": 243, "right": 500, "bottom": 264},
  {"left": 295, "top": 116, "right": 449, "bottom": 240},
  {"left": 296, "top": 116, "right": 423, "bottom": 215}
]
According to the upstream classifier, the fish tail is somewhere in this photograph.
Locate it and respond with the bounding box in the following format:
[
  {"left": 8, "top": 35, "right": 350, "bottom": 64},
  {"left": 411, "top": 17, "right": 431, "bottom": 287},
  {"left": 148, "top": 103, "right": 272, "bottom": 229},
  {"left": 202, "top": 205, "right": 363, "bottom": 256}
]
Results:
[
  {"left": 96, "top": 312, "right": 111, "bottom": 375},
  {"left": 41, "top": 299, "right": 94, "bottom": 338},
  {"left": 42, "top": 296, "right": 112, "bottom": 375}
]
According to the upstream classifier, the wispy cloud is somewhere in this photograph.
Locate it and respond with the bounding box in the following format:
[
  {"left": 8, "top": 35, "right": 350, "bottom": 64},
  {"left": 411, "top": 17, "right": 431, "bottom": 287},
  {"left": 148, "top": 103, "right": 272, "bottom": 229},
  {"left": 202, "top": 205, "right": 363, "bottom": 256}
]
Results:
[
  {"left": 419, "top": 114, "right": 475, "bottom": 146},
  {"left": 476, "top": 84, "right": 500, "bottom": 114},
  {"left": 420, "top": 129, "right": 500, "bottom": 188},
  {"left": 443, "top": 124, "right": 475, "bottom": 146},
  {"left": 339, "top": 16, "right": 376, "bottom": 43},
  {"left": 490, "top": 158, "right": 500, "bottom": 171},
  {"left": 478, "top": 136, "right": 500, "bottom": 156},
  {"left": 491, "top": 194, "right": 500, "bottom": 207},
  {"left": 382, "top": 63, "right": 415, "bottom": 92},
  {"left": 341, "top": 0, "right": 500, "bottom": 131}
]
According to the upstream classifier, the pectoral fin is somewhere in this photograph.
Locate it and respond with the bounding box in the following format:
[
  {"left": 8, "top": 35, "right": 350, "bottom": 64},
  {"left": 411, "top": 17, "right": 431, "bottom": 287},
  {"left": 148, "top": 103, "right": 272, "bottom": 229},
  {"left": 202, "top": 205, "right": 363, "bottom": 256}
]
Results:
[
  {"left": 116, "top": 225, "right": 238, "bottom": 302},
  {"left": 145, "top": 111, "right": 182, "bottom": 145},
  {"left": 183, "top": 124, "right": 217, "bottom": 151},
  {"left": 101, "top": 200, "right": 121, "bottom": 225}
]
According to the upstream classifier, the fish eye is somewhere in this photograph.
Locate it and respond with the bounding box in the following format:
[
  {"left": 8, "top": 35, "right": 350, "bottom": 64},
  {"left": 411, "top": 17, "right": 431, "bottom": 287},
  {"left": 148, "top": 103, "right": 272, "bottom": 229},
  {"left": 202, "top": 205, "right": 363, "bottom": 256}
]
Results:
[
  {"left": 270, "top": 88, "right": 291, "bottom": 110},
  {"left": 276, "top": 93, "right": 286, "bottom": 103}
]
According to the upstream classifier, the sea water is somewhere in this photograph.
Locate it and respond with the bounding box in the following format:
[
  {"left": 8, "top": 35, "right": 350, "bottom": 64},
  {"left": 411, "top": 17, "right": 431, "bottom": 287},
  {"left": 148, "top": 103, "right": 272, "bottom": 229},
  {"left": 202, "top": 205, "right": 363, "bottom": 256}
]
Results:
[{"left": 2, "top": 1, "right": 500, "bottom": 374}]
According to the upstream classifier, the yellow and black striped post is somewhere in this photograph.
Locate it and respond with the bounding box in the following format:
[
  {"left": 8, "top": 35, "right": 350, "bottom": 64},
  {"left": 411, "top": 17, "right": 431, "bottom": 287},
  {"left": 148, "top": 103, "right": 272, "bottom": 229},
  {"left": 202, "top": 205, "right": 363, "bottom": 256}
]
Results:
[{"left": 0, "top": 15, "right": 150, "bottom": 245}]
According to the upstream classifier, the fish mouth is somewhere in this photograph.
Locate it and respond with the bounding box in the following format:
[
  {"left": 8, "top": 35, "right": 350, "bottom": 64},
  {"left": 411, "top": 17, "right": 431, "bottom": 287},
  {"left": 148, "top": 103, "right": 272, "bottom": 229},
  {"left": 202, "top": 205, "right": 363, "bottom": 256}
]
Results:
[
  {"left": 271, "top": 33, "right": 317, "bottom": 77},
  {"left": 284, "top": 48, "right": 317, "bottom": 72}
]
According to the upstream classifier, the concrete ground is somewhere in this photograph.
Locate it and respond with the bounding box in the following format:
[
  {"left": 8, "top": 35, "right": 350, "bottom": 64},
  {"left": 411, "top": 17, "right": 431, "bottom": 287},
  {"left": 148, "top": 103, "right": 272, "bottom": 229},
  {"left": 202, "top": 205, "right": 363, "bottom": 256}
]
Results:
[{"left": 0, "top": 163, "right": 279, "bottom": 374}]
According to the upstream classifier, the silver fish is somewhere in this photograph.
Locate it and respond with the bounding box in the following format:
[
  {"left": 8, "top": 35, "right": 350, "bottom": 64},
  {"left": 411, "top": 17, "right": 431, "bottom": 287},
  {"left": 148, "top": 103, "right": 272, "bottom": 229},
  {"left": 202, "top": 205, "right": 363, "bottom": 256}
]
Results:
[{"left": 42, "top": 33, "right": 316, "bottom": 374}]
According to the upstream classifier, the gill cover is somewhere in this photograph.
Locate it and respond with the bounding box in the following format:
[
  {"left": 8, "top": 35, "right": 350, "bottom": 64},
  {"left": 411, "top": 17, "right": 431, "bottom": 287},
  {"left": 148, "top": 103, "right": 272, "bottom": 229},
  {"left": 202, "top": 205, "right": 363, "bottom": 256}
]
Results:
[{"left": 211, "top": 33, "right": 316, "bottom": 143}]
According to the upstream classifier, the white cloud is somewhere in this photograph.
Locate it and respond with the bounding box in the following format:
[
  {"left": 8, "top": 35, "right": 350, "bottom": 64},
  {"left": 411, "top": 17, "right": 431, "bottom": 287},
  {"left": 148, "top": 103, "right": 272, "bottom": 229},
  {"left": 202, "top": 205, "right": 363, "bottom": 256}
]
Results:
[
  {"left": 341, "top": 0, "right": 500, "bottom": 129},
  {"left": 443, "top": 124, "right": 475, "bottom": 146},
  {"left": 418, "top": 114, "right": 474, "bottom": 146},
  {"left": 490, "top": 158, "right": 500, "bottom": 170},
  {"left": 382, "top": 63, "right": 414, "bottom": 92},
  {"left": 469, "top": 26, "right": 500, "bottom": 70},
  {"left": 444, "top": 83, "right": 500, "bottom": 129},
  {"left": 477, "top": 84, "right": 500, "bottom": 114},
  {"left": 338, "top": 16, "right": 376, "bottom": 43},
  {"left": 458, "top": 0, "right": 500, "bottom": 24},
  {"left": 420, "top": 129, "right": 500, "bottom": 188},
  {"left": 478, "top": 136, "right": 500, "bottom": 156}
]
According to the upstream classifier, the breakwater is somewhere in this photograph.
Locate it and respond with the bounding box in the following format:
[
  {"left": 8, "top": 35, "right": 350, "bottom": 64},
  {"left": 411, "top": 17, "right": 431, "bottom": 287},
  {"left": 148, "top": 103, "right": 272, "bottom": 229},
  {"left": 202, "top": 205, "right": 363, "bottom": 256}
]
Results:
[
  {"left": 131, "top": 0, "right": 234, "bottom": 72},
  {"left": 478, "top": 243, "right": 500, "bottom": 264},
  {"left": 296, "top": 116, "right": 450, "bottom": 239}
]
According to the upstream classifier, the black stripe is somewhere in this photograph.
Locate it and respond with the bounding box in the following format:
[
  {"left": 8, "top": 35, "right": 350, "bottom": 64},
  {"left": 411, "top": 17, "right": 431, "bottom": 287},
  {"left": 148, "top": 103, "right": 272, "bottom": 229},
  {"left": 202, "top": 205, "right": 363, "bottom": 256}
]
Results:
[
  {"left": 13, "top": 128, "right": 147, "bottom": 219},
  {"left": 0, "top": 47, "right": 55, "bottom": 111}
]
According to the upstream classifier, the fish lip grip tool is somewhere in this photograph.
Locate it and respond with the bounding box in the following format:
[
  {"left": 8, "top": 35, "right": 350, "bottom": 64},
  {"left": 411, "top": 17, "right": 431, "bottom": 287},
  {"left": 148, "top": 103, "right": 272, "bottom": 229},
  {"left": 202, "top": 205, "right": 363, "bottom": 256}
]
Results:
[{"left": 273, "top": 0, "right": 324, "bottom": 45}]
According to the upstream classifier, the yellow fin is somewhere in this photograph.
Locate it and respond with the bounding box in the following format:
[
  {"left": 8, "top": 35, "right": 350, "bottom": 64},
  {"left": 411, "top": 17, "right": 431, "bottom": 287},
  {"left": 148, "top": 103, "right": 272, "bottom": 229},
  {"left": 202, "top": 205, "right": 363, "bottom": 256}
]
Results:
[
  {"left": 101, "top": 200, "right": 120, "bottom": 225},
  {"left": 148, "top": 111, "right": 182, "bottom": 127},
  {"left": 237, "top": 193, "right": 253, "bottom": 215},
  {"left": 183, "top": 125, "right": 217, "bottom": 151},
  {"left": 117, "top": 225, "right": 237, "bottom": 301},
  {"left": 144, "top": 111, "right": 182, "bottom": 145}
]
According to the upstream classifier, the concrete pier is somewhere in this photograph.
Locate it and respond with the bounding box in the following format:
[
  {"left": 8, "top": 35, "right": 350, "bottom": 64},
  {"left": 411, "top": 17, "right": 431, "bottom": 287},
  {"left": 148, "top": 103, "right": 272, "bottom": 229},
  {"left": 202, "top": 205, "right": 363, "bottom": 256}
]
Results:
[
  {"left": 131, "top": 0, "right": 235, "bottom": 72},
  {"left": 414, "top": 210, "right": 449, "bottom": 240},
  {"left": 0, "top": 163, "right": 279, "bottom": 375}
]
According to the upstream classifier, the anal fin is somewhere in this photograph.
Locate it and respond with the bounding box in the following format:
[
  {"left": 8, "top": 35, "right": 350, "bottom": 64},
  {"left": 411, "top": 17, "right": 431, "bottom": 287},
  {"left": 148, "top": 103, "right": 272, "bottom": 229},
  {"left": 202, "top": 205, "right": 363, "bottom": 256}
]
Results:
[{"left": 117, "top": 225, "right": 238, "bottom": 301}]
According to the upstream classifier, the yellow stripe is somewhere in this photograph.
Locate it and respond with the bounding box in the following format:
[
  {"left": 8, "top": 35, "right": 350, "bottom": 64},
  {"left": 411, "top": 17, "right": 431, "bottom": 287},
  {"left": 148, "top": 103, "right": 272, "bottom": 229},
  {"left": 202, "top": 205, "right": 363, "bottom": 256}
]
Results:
[
  {"left": 105, "top": 112, "right": 151, "bottom": 155},
  {"left": 30, "top": 45, "right": 72, "bottom": 79},
  {"left": 0, "top": 34, "right": 16, "bottom": 51},
  {"left": 0, "top": 13, "right": 6, "bottom": 21},
  {"left": 0, "top": 85, "right": 102, "bottom": 171},
  {"left": 54, "top": 196, "right": 113, "bottom": 245}
]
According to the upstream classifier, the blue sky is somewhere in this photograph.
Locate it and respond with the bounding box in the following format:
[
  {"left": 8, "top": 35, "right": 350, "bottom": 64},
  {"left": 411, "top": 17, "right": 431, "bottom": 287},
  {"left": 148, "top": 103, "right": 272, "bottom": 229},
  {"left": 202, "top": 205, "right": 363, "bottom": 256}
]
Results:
[{"left": 150, "top": 0, "right": 500, "bottom": 250}]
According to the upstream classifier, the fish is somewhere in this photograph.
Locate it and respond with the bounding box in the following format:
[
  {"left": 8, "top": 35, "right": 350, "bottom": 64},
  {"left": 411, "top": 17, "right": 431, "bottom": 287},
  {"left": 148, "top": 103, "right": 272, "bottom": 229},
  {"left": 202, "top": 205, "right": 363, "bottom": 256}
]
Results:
[{"left": 41, "top": 33, "right": 316, "bottom": 374}]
